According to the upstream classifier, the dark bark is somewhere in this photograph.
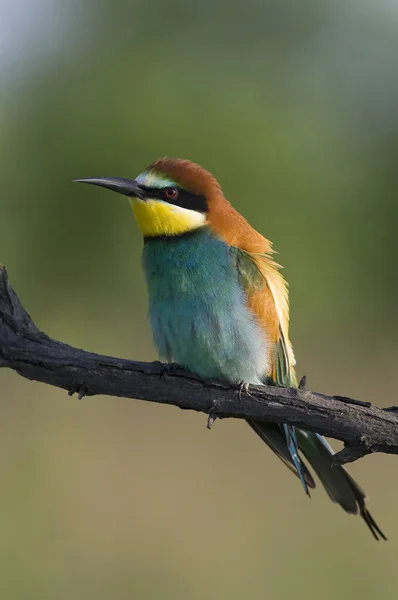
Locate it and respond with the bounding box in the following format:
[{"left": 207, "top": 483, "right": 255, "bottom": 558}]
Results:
[{"left": 1, "top": 265, "right": 397, "bottom": 465}]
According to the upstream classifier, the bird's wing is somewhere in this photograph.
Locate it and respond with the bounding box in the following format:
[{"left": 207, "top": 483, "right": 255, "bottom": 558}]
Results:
[
  {"left": 233, "top": 249, "right": 387, "bottom": 536},
  {"left": 233, "top": 248, "right": 296, "bottom": 386},
  {"left": 233, "top": 247, "right": 312, "bottom": 492}
]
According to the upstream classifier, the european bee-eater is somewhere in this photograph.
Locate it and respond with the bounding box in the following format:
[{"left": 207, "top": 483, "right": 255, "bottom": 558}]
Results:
[{"left": 77, "top": 158, "right": 386, "bottom": 540}]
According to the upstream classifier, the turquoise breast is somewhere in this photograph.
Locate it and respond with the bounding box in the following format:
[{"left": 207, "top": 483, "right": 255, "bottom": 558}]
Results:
[{"left": 142, "top": 227, "right": 267, "bottom": 384}]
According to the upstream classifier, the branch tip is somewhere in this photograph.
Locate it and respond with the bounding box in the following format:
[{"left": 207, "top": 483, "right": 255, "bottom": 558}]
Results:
[{"left": 207, "top": 414, "right": 217, "bottom": 430}]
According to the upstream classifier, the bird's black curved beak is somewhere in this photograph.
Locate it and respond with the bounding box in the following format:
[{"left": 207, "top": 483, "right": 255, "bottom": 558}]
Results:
[{"left": 74, "top": 177, "right": 145, "bottom": 199}]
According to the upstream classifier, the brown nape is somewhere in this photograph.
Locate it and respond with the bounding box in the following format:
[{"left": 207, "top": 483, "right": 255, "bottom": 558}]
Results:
[
  {"left": 148, "top": 157, "right": 272, "bottom": 255},
  {"left": 207, "top": 194, "right": 272, "bottom": 254}
]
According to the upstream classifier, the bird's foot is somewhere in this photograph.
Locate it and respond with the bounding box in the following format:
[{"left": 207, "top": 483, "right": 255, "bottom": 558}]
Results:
[
  {"left": 160, "top": 362, "right": 181, "bottom": 381},
  {"left": 68, "top": 385, "right": 88, "bottom": 400},
  {"left": 236, "top": 381, "right": 253, "bottom": 401}
]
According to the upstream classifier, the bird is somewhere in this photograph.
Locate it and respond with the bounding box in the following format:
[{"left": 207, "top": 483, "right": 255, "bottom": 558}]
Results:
[{"left": 76, "top": 157, "right": 386, "bottom": 540}]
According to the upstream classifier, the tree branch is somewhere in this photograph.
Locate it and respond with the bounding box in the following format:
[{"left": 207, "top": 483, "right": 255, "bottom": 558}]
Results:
[{"left": 1, "top": 264, "right": 397, "bottom": 465}]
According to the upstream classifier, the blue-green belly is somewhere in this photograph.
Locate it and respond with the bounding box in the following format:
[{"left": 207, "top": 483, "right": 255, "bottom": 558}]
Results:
[{"left": 142, "top": 228, "right": 267, "bottom": 384}]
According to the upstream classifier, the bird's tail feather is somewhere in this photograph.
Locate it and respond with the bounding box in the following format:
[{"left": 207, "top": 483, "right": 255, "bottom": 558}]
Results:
[
  {"left": 248, "top": 420, "right": 386, "bottom": 540},
  {"left": 247, "top": 420, "right": 315, "bottom": 492},
  {"left": 296, "top": 430, "right": 386, "bottom": 540}
]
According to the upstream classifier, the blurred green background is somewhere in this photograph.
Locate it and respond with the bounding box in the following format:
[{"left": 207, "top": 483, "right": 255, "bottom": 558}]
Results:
[{"left": 1, "top": 0, "right": 398, "bottom": 598}]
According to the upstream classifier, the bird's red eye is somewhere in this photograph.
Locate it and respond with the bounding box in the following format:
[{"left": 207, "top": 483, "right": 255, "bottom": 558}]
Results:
[{"left": 164, "top": 187, "right": 178, "bottom": 200}]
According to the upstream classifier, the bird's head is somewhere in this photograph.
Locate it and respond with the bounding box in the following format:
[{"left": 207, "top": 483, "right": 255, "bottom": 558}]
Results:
[{"left": 76, "top": 158, "right": 223, "bottom": 238}]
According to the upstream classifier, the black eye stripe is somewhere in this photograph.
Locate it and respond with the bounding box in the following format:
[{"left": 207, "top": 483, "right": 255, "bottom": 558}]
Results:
[{"left": 139, "top": 185, "right": 208, "bottom": 213}]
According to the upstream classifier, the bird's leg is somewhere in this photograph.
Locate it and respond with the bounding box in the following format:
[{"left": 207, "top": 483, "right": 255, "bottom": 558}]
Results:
[{"left": 68, "top": 385, "right": 88, "bottom": 400}]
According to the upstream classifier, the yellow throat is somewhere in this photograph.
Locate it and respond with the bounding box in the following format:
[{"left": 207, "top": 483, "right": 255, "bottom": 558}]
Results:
[{"left": 131, "top": 198, "right": 206, "bottom": 237}]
